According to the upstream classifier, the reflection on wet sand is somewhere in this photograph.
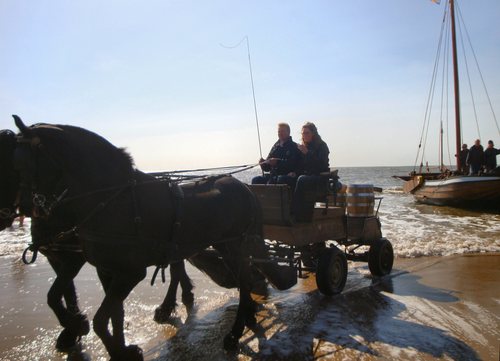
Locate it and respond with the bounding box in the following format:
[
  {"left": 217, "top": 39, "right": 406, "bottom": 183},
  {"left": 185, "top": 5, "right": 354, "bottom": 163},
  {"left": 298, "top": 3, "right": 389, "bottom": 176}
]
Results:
[
  {"left": 1, "top": 255, "right": 498, "bottom": 361},
  {"left": 145, "top": 256, "right": 496, "bottom": 361}
]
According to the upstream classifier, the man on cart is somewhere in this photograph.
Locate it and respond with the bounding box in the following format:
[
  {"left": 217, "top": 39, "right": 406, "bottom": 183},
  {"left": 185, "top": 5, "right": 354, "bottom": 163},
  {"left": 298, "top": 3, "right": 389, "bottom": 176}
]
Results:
[{"left": 252, "top": 122, "right": 302, "bottom": 189}]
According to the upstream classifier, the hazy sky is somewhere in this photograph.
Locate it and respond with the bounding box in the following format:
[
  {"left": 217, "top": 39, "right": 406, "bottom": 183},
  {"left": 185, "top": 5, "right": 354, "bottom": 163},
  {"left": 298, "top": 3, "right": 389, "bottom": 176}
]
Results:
[{"left": 1, "top": 0, "right": 499, "bottom": 170}]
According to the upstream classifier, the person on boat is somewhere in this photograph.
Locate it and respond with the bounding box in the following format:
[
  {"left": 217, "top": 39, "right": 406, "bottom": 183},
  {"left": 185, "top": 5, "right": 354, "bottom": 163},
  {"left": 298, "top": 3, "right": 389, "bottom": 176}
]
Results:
[
  {"left": 484, "top": 140, "right": 500, "bottom": 172},
  {"left": 458, "top": 143, "right": 469, "bottom": 175},
  {"left": 466, "top": 139, "right": 484, "bottom": 175},
  {"left": 291, "top": 122, "right": 330, "bottom": 222},
  {"left": 251, "top": 122, "right": 302, "bottom": 188}
]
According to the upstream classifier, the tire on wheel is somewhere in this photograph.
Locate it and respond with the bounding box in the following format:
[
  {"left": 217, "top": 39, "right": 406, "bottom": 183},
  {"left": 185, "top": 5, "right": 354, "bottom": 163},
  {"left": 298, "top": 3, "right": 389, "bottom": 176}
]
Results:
[
  {"left": 316, "top": 246, "right": 348, "bottom": 296},
  {"left": 368, "top": 238, "right": 394, "bottom": 276}
]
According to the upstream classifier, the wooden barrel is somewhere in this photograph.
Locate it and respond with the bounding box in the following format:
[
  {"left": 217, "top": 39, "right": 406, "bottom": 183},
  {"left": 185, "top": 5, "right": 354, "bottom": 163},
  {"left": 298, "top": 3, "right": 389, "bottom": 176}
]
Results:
[
  {"left": 335, "top": 184, "right": 347, "bottom": 207},
  {"left": 346, "top": 184, "right": 374, "bottom": 217}
]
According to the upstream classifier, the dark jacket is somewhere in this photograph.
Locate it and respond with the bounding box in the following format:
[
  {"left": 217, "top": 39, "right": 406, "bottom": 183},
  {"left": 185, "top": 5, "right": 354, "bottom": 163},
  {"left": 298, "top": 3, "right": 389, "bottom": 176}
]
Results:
[
  {"left": 484, "top": 147, "right": 500, "bottom": 170},
  {"left": 459, "top": 149, "right": 469, "bottom": 167},
  {"left": 466, "top": 145, "right": 484, "bottom": 167},
  {"left": 299, "top": 140, "right": 330, "bottom": 176},
  {"left": 260, "top": 137, "right": 302, "bottom": 176}
]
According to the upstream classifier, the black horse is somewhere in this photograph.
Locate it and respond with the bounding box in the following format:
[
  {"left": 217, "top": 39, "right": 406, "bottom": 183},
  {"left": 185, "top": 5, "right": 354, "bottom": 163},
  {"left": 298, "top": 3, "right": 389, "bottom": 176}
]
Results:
[
  {"left": 1, "top": 128, "right": 92, "bottom": 350},
  {"left": 1, "top": 127, "right": 203, "bottom": 353},
  {"left": 0, "top": 130, "right": 18, "bottom": 230},
  {"left": 12, "top": 116, "right": 295, "bottom": 360}
]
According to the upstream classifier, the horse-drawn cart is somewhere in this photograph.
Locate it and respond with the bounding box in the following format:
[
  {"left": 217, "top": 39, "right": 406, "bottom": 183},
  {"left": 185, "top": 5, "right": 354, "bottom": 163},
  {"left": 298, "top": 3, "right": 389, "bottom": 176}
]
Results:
[
  {"left": 248, "top": 181, "right": 394, "bottom": 296},
  {"left": 6, "top": 116, "right": 396, "bottom": 358}
]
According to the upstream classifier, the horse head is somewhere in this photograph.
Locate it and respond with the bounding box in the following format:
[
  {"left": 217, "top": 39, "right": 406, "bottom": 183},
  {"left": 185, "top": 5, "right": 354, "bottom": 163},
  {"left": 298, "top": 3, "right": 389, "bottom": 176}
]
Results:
[
  {"left": 12, "top": 115, "right": 135, "bottom": 220},
  {"left": 13, "top": 115, "right": 69, "bottom": 219},
  {"left": 0, "top": 128, "right": 20, "bottom": 230}
]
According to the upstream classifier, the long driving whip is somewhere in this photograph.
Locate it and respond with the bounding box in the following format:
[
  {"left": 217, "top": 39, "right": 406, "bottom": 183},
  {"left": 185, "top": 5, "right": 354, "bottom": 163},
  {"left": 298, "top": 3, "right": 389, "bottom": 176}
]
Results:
[{"left": 221, "top": 36, "right": 263, "bottom": 159}]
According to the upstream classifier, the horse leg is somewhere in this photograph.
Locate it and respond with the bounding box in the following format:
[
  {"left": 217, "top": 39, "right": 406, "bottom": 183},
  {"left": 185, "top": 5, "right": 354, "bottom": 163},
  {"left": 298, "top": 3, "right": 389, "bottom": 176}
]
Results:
[
  {"left": 154, "top": 264, "right": 179, "bottom": 323},
  {"left": 46, "top": 254, "right": 88, "bottom": 351},
  {"left": 93, "top": 268, "right": 146, "bottom": 361},
  {"left": 223, "top": 254, "right": 255, "bottom": 351},
  {"left": 62, "top": 256, "right": 84, "bottom": 315},
  {"left": 177, "top": 261, "right": 194, "bottom": 311},
  {"left": 96, "top": 267, "right": 125, "bottom": 346}
]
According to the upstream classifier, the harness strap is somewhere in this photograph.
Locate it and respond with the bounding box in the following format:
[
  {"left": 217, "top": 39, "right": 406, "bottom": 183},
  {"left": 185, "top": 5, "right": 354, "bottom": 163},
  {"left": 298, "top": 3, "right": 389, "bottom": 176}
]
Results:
[
  {"left": 150, "top": 265, "right": 167, "bottom": 286},
  {"left": 129, "top": 174, "right": 144, "bottom": 243},
  {"left": 151, "top": 182, "right": 184, "bottom": 285}
]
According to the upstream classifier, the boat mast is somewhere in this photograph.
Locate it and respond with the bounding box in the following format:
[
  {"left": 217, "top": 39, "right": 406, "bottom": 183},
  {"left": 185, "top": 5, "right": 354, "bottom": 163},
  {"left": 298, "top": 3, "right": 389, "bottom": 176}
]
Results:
[
  {"left": 440, "top": 120, "right": 444, "bottom": 171},
  {"left": 449, "top": 0, "right": 462, "bottom": 171}
]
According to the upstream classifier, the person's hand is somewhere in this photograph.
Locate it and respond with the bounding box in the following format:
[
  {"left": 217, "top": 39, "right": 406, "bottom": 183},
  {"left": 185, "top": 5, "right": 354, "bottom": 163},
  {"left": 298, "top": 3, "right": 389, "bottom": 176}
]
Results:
[
  {"left": 298, "top": 144, "right": 308, "bottom": 154},
  {"left": 268, "top": 158, "right": 279, "bottom": 166}
]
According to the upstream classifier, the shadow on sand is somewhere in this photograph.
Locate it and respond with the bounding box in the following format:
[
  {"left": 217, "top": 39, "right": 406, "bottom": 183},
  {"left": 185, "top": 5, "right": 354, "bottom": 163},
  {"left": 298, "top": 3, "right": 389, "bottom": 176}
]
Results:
[{"left": 147, "top": 267, "right": 479, "bottom": 361}]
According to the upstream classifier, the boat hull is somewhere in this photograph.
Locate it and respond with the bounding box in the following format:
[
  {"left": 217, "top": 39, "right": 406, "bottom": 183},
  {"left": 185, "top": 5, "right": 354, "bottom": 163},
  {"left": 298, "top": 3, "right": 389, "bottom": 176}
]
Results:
[{"left": 407, "top": 176, "right": 500, "bottom": 210}]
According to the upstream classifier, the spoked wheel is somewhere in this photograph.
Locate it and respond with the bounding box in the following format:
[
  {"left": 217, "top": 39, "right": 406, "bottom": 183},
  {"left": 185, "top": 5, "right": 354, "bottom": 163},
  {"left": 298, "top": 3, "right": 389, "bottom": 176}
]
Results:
[
  {"left": 368, "top": 238, "right": 394, "bottom": 276},
  {"left": 316, "top": 246, "right": 348, "bottom": 296}
]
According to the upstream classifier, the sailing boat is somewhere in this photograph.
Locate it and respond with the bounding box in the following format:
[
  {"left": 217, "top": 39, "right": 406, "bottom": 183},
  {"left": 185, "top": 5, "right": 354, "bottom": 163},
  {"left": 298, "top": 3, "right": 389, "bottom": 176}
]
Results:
[{"left": 396, "top": 0, "right": 500, "bottom": 210}]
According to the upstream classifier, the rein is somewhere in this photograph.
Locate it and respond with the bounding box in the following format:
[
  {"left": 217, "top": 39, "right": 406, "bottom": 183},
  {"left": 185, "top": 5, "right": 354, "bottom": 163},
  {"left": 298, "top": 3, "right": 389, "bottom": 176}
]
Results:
[{"left": 150, "top": 163, "right": 259, "bottom": 182}]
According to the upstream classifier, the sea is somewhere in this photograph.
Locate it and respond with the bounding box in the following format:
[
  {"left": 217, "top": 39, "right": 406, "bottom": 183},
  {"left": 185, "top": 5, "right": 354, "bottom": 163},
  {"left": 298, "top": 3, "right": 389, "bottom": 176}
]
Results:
[{"left": 1, "top": 166, "right": 499, "bottom": 259}]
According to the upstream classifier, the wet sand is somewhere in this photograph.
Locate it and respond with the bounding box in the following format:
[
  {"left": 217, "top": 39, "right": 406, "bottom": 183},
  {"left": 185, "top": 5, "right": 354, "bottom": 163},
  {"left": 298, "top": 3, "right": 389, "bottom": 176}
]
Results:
[{"left": 0, "top": 253, "right": 498, "bottom": 361}]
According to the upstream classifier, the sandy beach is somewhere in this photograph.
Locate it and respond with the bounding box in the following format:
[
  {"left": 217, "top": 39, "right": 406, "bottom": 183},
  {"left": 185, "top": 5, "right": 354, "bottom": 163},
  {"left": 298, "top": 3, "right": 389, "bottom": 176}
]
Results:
[{"left": 0, "top": 252, "right": 498, "bottom": 361}]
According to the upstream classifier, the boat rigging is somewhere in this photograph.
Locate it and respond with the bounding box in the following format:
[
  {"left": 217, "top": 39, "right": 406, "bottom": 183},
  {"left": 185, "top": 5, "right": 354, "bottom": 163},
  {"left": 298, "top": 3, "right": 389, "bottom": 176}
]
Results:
[{"left": 395, "top": 0, "right": 500, "bottom": 210}]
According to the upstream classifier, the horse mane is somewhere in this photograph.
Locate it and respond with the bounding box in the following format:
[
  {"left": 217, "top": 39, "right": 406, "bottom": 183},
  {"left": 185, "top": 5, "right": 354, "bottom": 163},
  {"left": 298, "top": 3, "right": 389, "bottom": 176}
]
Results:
[{"left": 29, "top": 123, "right": 135, "bottom": 184}]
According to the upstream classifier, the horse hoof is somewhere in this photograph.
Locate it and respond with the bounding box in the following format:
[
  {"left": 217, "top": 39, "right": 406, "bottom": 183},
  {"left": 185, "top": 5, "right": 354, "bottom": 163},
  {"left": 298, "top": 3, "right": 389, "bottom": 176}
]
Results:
[
  {"left": 78, "top": 315, "right": 90, "bottom": 336},
  {"left": 223, "top": 333, "right": 239, "bottom": 352},
  {"left": 154, "top": 306, "right": 174, "bottom": 324},
  {"left": 55, "top": 328, "right": 78, "bottom": 352},
  {"left": 109, "top": 345, "right": 143, "bottom": 361},
  {"left": 66, "top": 313, "right": 90, "bottom": 336},
  {"left": 56, "top": 313, "right": 90, "bottom": 352},
  {"left": 124, "top": 345, "right": 144, "bottom": 361}
]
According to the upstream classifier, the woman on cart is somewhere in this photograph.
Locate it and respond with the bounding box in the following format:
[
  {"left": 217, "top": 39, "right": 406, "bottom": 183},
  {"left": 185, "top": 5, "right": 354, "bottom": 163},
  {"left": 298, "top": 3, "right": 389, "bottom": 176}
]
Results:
[{"left": 292, "top": 122, "right": 330, "bottom": 222}]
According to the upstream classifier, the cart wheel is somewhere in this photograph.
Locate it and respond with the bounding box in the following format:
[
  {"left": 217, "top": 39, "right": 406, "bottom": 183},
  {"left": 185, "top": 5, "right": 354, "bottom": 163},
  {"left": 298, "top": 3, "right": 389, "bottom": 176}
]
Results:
[
  {"left": 368, "top": 238, "right": 394, "bottom": 276},
  {"left": 316, "top": 247, "right": 347, "bottom": 296}
]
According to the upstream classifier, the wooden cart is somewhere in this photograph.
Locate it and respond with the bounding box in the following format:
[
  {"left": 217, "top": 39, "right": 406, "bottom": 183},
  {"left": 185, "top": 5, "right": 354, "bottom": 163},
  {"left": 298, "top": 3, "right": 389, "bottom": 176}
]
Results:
[{"left": 248, "top": 183, "right": 394, "bottom": 295}]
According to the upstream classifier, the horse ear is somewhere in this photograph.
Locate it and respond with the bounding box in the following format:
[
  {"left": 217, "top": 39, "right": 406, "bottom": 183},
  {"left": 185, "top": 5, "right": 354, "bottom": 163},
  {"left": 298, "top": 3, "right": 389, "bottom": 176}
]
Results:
[{"left": 12, "top": 115, "right": 32, "bottom": 137}]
